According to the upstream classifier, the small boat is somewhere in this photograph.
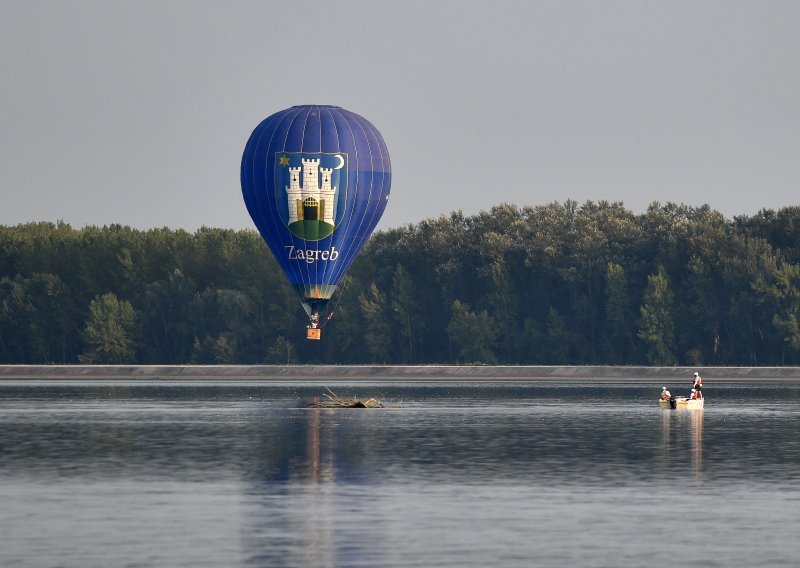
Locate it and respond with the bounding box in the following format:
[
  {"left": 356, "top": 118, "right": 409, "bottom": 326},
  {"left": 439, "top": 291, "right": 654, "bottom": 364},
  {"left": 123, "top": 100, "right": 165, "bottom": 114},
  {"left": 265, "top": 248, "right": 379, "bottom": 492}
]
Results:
[
  {"left": 659, "top": 396, "right": 704, "bottom": 409},
  {"left": 676, "top": 396, "right": 704, "bottom": 409}
]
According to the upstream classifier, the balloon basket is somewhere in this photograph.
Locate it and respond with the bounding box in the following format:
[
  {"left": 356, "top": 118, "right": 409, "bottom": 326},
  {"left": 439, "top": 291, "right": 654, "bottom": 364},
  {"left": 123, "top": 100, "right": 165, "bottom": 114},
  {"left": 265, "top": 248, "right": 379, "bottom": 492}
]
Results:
[{"left": 307, "top": 328, "right": 321, "bottom": 341}]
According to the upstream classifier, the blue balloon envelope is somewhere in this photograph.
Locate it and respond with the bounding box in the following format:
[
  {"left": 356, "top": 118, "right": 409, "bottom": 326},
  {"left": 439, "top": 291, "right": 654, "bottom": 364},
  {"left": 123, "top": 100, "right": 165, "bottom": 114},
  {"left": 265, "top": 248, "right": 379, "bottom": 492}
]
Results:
[{"left": 241, "top": 105, "right": 391, "bottom": 332}]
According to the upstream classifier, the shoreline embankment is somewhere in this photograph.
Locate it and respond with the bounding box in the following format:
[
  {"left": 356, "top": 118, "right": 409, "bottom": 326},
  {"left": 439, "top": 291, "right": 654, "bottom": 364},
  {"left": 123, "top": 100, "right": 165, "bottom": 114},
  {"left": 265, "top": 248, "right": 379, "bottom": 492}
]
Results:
[{"left": 0, "top": 365, "right": 799, "bottom": 381}]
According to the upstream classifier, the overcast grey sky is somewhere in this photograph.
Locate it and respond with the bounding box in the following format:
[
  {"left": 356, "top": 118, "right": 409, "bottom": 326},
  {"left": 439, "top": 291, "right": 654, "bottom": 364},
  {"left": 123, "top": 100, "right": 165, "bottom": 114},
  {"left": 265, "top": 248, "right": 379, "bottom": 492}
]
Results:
[{"left": 2, "top": 0, "right": 798, "bottom": 231}]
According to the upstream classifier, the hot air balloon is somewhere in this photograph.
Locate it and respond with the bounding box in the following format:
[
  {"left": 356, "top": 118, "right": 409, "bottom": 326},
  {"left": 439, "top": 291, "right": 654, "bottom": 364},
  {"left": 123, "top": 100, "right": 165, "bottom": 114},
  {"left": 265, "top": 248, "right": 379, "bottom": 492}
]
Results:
[{"left": 241, "top": 105, "right": 391, "bottom": 340}]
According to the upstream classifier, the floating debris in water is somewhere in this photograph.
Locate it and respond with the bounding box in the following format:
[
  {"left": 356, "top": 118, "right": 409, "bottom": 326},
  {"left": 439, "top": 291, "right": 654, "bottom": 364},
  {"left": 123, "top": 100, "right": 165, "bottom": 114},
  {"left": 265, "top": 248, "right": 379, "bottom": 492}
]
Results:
[{"left": 308, "top": 388, "right": 388, "bottom": 408}]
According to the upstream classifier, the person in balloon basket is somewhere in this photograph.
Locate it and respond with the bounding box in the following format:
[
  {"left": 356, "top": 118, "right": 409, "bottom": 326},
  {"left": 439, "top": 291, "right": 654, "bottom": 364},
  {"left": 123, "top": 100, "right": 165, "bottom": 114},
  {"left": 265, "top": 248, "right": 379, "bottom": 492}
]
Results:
[
  {"left": 690, "top": 372, "right": 703, "bottom": 399},
  {"left": 308, "top": 312, "right": 320, "bottom": 329}
]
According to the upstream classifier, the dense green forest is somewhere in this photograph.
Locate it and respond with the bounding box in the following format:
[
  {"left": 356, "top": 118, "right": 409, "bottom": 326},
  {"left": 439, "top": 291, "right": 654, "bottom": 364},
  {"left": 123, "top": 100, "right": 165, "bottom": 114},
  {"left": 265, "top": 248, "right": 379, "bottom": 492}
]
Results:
[{"left": 2, "top": 200, "right": 800, "bottom": 365}]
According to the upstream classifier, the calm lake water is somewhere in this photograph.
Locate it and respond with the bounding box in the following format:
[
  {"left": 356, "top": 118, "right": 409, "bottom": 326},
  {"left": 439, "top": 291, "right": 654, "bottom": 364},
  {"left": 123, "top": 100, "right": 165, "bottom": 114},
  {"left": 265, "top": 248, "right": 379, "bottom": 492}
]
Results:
[{"left": 0, "top": 380, "right": 798, "bottom": 567}]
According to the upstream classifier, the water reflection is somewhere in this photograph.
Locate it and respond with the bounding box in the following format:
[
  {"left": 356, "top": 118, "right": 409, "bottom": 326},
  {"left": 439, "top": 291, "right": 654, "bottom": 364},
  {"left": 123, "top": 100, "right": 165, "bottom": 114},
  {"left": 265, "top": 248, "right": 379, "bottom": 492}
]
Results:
[
  {"left": 247, "top": 406, "right": 342, "bottom": 567},
  {"left": 661, "top": 406, "right": 704, "bottom": 479},
  {"left": 297, "top": 408, "right": 334, "bottom": 567},
  {"left": 691, "top": 409, "right": 703, "bottom": 478}
]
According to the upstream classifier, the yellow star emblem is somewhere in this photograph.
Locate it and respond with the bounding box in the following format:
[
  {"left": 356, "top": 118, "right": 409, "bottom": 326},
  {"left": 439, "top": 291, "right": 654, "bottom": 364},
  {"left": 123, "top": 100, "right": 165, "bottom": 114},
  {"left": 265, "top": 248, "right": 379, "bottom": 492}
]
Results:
[{"left": 279, "top": 155, "right": 291, "bottom": 167}]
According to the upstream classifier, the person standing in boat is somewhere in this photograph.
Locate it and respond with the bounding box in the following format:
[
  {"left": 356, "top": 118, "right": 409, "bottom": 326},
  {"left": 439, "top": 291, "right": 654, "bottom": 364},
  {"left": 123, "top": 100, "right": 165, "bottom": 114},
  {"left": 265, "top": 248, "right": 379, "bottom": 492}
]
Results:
[{"left": 690, "top": 372, "right": 703, "bottom": 399}]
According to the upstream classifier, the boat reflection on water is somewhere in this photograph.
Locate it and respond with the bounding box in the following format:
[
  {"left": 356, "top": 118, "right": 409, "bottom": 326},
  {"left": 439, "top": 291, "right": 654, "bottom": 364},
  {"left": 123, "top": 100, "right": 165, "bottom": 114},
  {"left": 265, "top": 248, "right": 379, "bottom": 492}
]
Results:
[
  {"left": 691, "top": 408, "right": 703, "bottom": 477},
  {"left": 661, "top": 403, "right": 704, "bottom": 480}
]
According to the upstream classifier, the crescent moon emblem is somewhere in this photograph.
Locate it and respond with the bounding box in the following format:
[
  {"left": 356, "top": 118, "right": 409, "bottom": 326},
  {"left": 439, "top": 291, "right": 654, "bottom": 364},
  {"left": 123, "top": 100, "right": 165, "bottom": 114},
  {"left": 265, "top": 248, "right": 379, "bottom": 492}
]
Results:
[{"left": 333, "top": 154, "right": 345, "bottom": 169}]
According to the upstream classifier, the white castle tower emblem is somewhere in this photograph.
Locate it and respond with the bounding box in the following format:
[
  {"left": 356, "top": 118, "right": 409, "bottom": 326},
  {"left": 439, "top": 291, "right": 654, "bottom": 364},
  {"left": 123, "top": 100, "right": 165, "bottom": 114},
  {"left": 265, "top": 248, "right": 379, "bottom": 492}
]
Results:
[
  {"left": 286, "top": 158, "right": 337, "bottom": 225},
  {"left": 279, "top": 153, "right": 345, "bottom": 240}
]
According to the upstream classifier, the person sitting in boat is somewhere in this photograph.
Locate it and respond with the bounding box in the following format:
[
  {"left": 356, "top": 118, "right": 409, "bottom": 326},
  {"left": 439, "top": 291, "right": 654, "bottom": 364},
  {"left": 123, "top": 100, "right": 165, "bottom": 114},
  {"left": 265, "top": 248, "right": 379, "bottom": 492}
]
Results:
[
  {"left": 690, "top": 372, "right": 703, "bottom": 399},
  {"left": 660, "top": 386, "right": 672, "bottom": 400}
]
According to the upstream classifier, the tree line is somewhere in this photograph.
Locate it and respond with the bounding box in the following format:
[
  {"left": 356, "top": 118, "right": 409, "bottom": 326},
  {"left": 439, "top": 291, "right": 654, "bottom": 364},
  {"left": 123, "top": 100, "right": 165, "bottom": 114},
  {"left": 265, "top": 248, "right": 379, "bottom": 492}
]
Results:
[{"left": 1, "top": 200, "right": 799, "bottom": 366}]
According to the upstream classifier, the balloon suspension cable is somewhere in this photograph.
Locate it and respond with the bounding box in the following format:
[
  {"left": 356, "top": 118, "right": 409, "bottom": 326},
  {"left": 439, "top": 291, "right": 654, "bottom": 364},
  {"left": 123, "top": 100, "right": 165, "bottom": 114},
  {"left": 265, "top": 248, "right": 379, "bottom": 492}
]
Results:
[{"left": 320, "top": 291, "right": 344, "bottom": 329}]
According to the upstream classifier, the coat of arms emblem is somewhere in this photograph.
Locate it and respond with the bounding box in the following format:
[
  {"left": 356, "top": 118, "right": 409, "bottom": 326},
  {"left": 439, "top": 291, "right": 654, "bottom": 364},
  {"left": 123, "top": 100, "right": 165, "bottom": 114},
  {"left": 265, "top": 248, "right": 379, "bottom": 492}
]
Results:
[{"left": 275, "top": 152, "right": 347, "bottom": 240}]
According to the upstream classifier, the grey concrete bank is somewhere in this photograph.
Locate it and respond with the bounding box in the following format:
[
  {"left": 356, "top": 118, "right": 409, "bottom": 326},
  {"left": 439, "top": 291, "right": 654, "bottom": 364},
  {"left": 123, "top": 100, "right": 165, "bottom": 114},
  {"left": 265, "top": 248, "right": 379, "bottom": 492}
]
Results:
[{"left": 0, "top": 365, "right": 799, "bottom": 381}]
